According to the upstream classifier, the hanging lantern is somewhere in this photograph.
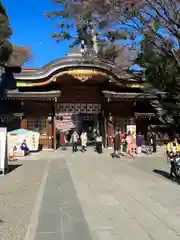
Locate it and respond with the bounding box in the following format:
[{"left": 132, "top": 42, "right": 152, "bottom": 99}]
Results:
[{"left": 47, "top": 116, "right": 52, "bottom": 123}]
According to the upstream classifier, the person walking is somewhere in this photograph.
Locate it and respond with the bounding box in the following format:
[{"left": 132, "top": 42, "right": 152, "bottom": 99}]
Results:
[
  {"left": 95, "top": 133, "right": 103, "bottom": 154},
  {"left": 126, "top": 131, "right": 135, "bottom": 159},
  {"left": 56, "top": 129, "right": 60, "bottom": 149},
  {"left": 136, "top": 132, "right": 143, "bottom": 154},
  {"left": 132, "top": 131, "right": 136, "bottom": 155},
  {"left": 80, "top": 131, "right": 88, "bottom": 152},
  {"left": 119, "top": 131, "right": 123, "bottom": 154},
  {"left": 112, "top": 130, "right": 120, "bottom": 158},
  {"left": 122, "top": 134, "right": 127, "bottom": 156},
  {"left": 152, "top": 132, "right": 157, "bottom": 153},
  {"left": 60, "top": 131, "right": 66, "bottom": 150},
  {"left": 65, "top": 131, "right": 71, "bottom": 146},
  {"left": 71, "top": 130, "right": 79, "bottom": 153},
  {"left": 146, "top": 131, "right": 153, "bottom": 154}
]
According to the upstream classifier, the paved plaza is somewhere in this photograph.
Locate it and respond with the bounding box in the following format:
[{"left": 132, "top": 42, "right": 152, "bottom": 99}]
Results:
[{"left": 1, "top": 148, "right": 180, "bottom": 239}]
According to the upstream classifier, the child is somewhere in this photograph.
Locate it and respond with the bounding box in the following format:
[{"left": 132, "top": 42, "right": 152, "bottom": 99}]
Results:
[{"left": 122, "top": 134, "right": 127, "bottom": 156}]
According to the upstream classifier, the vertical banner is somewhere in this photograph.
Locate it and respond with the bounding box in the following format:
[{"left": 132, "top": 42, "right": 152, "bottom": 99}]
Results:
[
  {"left": 26, "top": 131, "right": 40, "bottom": 152},
  {"left": 126, "top": 125, "right": 136, "bottom": 135},
  {"left": 0, "top": 127, "right": 8, "bottom": 175}
]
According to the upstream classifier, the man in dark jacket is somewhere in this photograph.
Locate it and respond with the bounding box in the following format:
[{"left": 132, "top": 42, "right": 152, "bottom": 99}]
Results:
[
  {"left": 112, "top": 130, "right": 120, "bottom": 158},
  {"left": 147, "top": 131, "right": 156, "bottom": 154},
  {"left": 136, "top": 132, "right": 143, "bottom": 154},
  {"left": 152, "top": 132, "right": 157, "bottom": 153}
]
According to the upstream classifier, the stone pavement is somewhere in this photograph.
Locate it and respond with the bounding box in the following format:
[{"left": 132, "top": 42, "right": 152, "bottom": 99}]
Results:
[
  {"left": 64, "top": 150, "right": 180, "bottom": 240},
  {"left": 0, "top": 159, "right": 47, "bottom": 240},
  {"left": 22, "top": 148, "right": 180, "bottom": 240},
  {"left": 2, "top": 148, "right": 180, "bottom": 240}
]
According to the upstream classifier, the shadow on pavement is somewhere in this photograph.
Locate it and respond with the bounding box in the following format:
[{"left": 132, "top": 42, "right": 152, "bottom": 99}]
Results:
[
  {"left": 7, "top": 164, "right": 22, "bottom": 174},
  {"left": 34, "top": 159, "right": 92, "bottom": 239},
  {"left": 153, "top": 169, "right": 171, "bottom": 180},
  {"left": 153, "top": 169, "right": 180, "bottom": 185}
]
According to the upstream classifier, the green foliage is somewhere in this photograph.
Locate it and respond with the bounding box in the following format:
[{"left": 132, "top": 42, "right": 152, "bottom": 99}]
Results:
[
  {"left": 45, "top": 0, "right": 130, "bottom": 62},
  {"left": 136, "top": 34, "right": 180, "bottom": 125},
  {"left": 0, "top": 1, "right": 12, "bottom": 65},
  {"left": 0, "top": 2, "right": 32, "bottom": 67},
  {"left": 98, "top": 43, "right": 119, "bottom": 61},
  {"left": 109, "top": 0, "right": 180, "bottom": 125}
]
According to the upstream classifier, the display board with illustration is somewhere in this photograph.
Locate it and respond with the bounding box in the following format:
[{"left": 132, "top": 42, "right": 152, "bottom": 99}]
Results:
[{"left": 7, "top": 129, "right": 40, "bottom": 155}]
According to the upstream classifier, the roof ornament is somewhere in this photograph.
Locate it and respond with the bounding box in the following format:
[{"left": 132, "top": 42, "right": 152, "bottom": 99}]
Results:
[
  {"left": 80, "top": 40, "right": 85, "bottom": 55},
  {"left": 73, "top": 74, "right": 89, "bottom": 82},
  {"left": 68, "top": 69, "right": 105, "bottom": 82}
]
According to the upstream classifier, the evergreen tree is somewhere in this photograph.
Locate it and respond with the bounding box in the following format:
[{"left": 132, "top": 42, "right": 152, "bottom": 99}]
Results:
[
  {"left": 0, "top": 0, "right": 12, "bottom": 66},
  {"left": 45, "top": 0, "right": 133, "bottom": 63},
  {"left": 136, "top": 34, "right": 180, "bottom": 125},
  {"left": 88, "top": 0, "right": 180, "bottom": 126},
  {"left": 0, "top": 1, "right": 32, "bottom": 92},
  {"left": 0, "top": 1, "right": 32, "bottom": 67}
]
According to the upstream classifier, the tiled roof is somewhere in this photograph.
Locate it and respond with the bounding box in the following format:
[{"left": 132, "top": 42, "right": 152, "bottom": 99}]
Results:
[{"left": 3, "top": 89, "right": 61, "bottom": 99}]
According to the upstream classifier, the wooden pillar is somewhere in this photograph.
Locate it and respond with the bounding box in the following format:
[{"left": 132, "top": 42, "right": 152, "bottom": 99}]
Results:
[
  {"left": 104, "top": 115, "right": 107, "bottom": 147},
  {"left": 47, "top": 118, "right": 53, "bottom": 149},
  {"left": 53, "top": 115, "right": 56, "bottom": 150},
  {"left": 52, "top": 100, "right": 56, "bottom": 150},
  {"left": 21, "top": 119, "right": 27, "bottom": 129},
  {"left": 107, "top": 118, "right": 114, "bottom": 148},
  {"left": 20, "top": 100, "right": 27, "bottom": 129},
  {"left": 100, "top": 110, "right": 108, "bottom": 148}
]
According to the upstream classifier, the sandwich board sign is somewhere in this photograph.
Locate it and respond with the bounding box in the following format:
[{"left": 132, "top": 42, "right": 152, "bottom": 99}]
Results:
[{"left": 0, "top": 127, "right": 8, "bottom": 175}]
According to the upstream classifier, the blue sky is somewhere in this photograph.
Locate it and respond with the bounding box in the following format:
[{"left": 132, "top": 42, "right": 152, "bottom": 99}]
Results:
[
  {"left": 3, "top": 0, "right": 142, "bottom": 69},
  {"left": 4, "top": 0, "right": 70, "bottom": 67}
]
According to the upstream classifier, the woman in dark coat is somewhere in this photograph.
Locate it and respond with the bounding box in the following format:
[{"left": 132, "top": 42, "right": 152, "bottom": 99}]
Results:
[
  {"left": 112, "top": 131, "right": 120, "bottom": 158},
  {"left": 56, "top": 130, "right": 60, "bottom": 149}
]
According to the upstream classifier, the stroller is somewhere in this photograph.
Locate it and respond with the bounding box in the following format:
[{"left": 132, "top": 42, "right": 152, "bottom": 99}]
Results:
[{"left": 168, "top": 152, "right": 180, "bottom": 182}]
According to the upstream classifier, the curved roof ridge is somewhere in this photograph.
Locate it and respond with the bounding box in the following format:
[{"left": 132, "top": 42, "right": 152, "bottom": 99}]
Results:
[{"left": 14, "top": 55, "right": 124, "bottom": 80}]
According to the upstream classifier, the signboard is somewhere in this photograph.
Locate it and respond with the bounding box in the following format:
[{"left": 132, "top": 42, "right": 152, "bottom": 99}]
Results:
[
  {"left": 56, "top": 113, "right": 76, "bottom": 131},
  {"left": 13, "top": 112, "right": 24, "bottom": 117},
  {"left": 126, "top": 125, "right": 136, "bottom": 135},
  {"left": 56, "top": 120, "right": 75, "bottom": 131},
  {"left": 0, "top": 128, "right": 8, "bottom": 175},
  {"left": 56, "top": 103, "right": 101, "bottom": 113},
  {"left": 7, "top": 129, "right": 40, "bottom": 155},
  {"left": 25, "top": 131, "right": 40, "bottom": 152}
]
